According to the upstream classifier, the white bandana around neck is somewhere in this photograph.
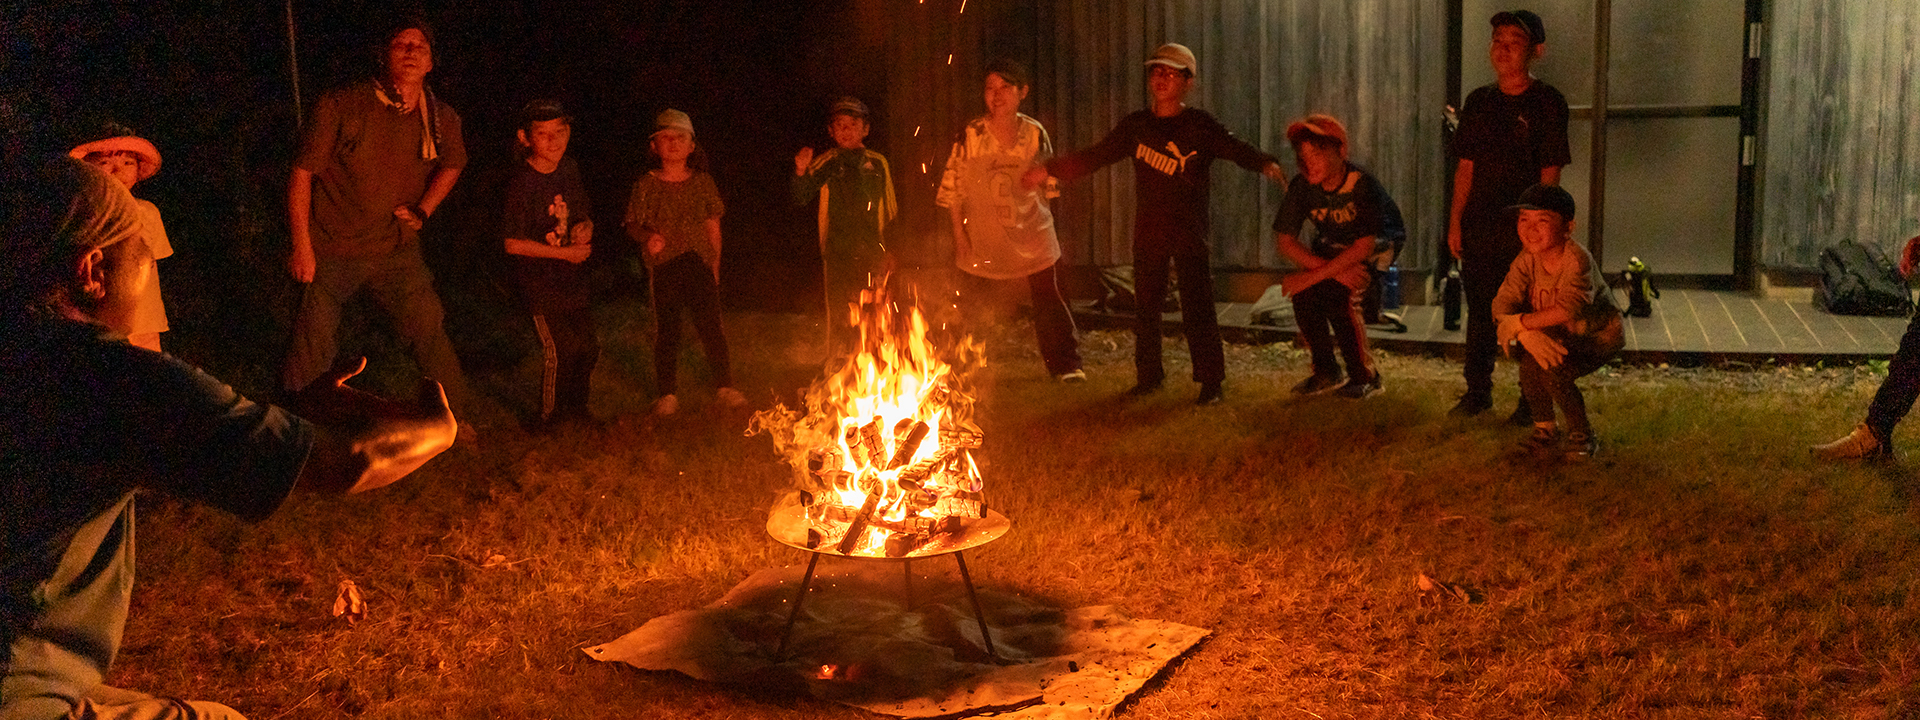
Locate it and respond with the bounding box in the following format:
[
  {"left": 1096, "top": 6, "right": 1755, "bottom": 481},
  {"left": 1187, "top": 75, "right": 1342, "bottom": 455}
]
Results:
[{"left": 373, "top": 78, "right": 441, "bottom": 161}]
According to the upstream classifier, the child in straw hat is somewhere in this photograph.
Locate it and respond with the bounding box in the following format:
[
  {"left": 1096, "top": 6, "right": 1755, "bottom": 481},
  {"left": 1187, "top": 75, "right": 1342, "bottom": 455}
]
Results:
[{"left": 70, "top": 122, "right": 170, "bottom": 352}]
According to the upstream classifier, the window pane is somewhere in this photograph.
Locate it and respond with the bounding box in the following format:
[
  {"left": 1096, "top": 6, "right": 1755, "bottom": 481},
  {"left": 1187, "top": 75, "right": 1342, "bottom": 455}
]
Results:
[
  {"left": 1610, "top": 0, "right": 1745, "bottom": 107},
  {"left": 1601, "top": 117, "right": 1741, "bottom": 274}
]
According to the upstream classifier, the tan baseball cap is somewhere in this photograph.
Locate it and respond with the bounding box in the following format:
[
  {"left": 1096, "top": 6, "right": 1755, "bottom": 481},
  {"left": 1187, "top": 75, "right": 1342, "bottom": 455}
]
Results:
[
  {"left": 1145, "top": 43, "right": 1197, "bottom": 77},
  {"left": 652, "top": 109, "right": 693, "bottom": 139}
]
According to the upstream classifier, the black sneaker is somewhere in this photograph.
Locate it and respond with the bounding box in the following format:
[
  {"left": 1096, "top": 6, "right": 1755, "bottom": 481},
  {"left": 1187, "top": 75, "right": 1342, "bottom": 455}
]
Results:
[
  {"left": 1290, "top": 373, "right": 1343, "bottom": 396},
  {"left": 1196, "top": 382, "right": 1225, "bottom": 406},
  {"left": 1449, "top": 393, "right": 1493, "bottom": 417},
  {"left": 1335, "top": 376, "right": 1383, "bottom": 399},
  {"left": 1125, "top": 379, "right": 1164, "bottom": 397},
  {"left": 1507, "top": 399, "right": 1534, "bottom": 427},
  {"left": 1565, "top": 430, "right": 1598, "bottom": 461},
  {"left": 1517, "top": 426, "right": 1561, "bottom": 455}
]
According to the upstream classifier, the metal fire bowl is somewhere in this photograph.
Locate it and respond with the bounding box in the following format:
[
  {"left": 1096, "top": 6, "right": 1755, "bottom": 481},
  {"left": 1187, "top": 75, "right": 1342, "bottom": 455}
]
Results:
[{"left": 766, "top": 504, "right": 1010, "bottom": 559}]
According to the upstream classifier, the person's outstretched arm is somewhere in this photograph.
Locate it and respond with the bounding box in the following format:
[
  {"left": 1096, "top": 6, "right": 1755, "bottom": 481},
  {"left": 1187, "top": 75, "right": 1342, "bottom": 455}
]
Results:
[
  {"left": 1197, "top": 113, "right": 1282, "bottom": 182},
  {"left": 1027, "top": 116, "right": 1136, "bottom": 189},
  {"left": 287, "top": 358, "right": 456, "bottom": 495}
]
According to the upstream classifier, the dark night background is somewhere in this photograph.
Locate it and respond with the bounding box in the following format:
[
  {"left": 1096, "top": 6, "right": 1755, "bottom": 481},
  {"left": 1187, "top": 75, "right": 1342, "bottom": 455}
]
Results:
[{"left": 3, "top": 0, "right": 905, "bottom": 396}]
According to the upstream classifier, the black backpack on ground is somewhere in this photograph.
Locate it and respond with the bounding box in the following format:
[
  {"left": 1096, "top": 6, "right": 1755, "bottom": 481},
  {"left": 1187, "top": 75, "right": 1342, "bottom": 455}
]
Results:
[
  {"left": 1817, "top": 241, "right": 1913, "bottom": 317},
  {"left": 1094, "top": 266, "right": 1179, "bottom": 314}
]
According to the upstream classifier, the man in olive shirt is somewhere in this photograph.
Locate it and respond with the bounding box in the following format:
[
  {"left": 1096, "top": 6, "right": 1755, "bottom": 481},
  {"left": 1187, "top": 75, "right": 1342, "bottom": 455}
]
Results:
[{"left": 284, "top": 18, "right": 473, "bottom": 438}]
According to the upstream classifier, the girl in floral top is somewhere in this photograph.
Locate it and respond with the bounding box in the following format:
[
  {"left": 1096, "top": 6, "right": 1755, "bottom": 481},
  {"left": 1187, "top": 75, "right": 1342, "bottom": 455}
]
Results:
[{"left": 624, "top": 109, "right": 745, "bottom": 416}]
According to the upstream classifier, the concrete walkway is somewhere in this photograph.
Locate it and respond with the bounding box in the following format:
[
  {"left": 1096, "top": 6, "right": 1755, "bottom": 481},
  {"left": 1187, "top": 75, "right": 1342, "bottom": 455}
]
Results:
[{"left": 1078, "top": 289, "right": 1914, "bottom": 364}]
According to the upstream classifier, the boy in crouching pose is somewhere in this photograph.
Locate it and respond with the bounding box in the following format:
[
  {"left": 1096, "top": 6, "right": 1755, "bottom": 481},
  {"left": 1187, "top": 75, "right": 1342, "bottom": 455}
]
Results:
[
  {"left": 1493, "top": 184, "right": 1621, "bottom": 460},
  {"left": 1270, "top": 114, "right": 1404, "bottom": 399}
]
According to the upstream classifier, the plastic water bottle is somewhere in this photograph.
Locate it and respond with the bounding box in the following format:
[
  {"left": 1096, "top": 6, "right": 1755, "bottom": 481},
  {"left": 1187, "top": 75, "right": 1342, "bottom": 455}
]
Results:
[{"left": 1383, "top": 265, "right": 1401, "bottom": 310}]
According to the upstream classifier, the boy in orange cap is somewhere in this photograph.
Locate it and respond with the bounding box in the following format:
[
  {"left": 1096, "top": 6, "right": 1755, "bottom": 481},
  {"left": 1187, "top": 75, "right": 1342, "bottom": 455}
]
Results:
[{"left": 1271, "top": 114, "right": 1406, "bottom": 399}]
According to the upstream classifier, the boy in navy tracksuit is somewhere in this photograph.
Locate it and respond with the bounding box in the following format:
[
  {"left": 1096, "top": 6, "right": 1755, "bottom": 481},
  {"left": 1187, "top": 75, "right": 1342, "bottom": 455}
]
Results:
[
  {"left": 1271, "top": 114, "right": 1405, "bottom": 399},
  {"left": 1028, "top": 43, "right": 1285, "bottom": 406}
]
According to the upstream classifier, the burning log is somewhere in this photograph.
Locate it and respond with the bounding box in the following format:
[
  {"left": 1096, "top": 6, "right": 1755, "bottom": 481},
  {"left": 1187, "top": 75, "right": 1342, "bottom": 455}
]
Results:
[
  {"left": 802, "top": 496, "right": 965, "bottom": 537},
  {"left": 835, "top": 491, "right": 885, "bottom": 555},
  {"left": 858, "top": 418, "right": 886, "bottom": 468},
  {"left": 887, "top": 419, "right": 930, "bottom": 470},
  {"left": 895, "top": 446, "right": 955, "bottom": 490},
  {"left": 806, "top": 449, "right": 836, "bottom": 476},
  {"left": 939, "top": 425, "right": 983, "bottom": 449}
]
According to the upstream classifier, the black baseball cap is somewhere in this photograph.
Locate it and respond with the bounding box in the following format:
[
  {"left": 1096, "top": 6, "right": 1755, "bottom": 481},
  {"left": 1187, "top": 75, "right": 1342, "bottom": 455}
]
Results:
[
  {"left": 829, "top": 96, "right": 870, "bottom": 119},
  {"left": 1510, "top": 184, "right": 1575, "bottom": 220},
  {"left": 520, "top": 99, "right": 568, "bottom": 125},
  {"left": 1491, "top": 10, "right": 1547, "bottom": 45}
]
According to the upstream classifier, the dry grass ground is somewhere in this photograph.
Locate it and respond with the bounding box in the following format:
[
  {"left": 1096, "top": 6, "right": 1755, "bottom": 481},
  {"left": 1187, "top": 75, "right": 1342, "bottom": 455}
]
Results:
[{"left": 114, "top": 302, "right": 1920, "bottom": 719}]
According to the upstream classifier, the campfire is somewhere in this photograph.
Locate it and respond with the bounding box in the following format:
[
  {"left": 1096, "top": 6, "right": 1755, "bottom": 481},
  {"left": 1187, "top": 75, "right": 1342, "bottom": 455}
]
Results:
[{"left": 751, "top": 282, "right": 999, "bottom": 559}]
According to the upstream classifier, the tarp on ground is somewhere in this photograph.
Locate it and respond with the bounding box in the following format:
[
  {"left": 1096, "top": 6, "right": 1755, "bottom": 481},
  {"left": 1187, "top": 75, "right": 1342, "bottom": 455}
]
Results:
[{"left": 584, "top": 562, "right": 1208, "bottom": 719}]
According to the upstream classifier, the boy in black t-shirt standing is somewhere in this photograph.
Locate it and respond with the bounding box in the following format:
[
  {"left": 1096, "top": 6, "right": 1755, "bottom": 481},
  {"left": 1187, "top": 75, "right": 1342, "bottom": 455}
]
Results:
[
  {"left": 502, "top": 100, "right": 597, "bottom": 428},
  {"left": 1272, "top": 114, "right": 1406, "bottom": 399},
  {"left": 1027, "top": 43, "right": 1286, "bottom": 406},
  {"left": 1447, "top": 9, "right": 1572, "bottom": 420}
]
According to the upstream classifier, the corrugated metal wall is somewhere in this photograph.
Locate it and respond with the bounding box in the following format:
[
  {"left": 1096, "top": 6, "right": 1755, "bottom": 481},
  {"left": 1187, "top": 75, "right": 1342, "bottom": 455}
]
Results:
[
  {"left": 868, "top": 0, "right": 1448, "bottom": 272},
  {"left": 1762, "top": 0, "right": 1920, "bottom": 268}
]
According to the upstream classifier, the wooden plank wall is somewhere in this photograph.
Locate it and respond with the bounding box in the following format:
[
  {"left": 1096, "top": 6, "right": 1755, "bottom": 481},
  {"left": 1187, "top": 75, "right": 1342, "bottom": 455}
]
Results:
[
  {"left": 1762, "top": 0, "right": 1920, "bottom": 268},
  {"left": 866, "top": 0, "right": 1448, "bottom": 272}
]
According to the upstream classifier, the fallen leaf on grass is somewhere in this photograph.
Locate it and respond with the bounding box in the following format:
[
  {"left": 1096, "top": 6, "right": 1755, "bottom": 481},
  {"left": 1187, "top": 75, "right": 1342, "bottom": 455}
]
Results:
[
  {"left": 480, "top": 554, "right": 509, "bottom": 568},
  {"left": 333, "top": 580, "right": 366, "bottom": 625},
  {"left": 1415, "top": 573, "right": 1479, "bottom": 605}
]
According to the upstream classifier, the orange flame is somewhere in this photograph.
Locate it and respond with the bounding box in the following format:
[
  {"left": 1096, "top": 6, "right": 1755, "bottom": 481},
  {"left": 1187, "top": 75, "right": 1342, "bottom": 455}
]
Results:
[{"left": 750, "top": 280, "right": 985, "bottom": 557}]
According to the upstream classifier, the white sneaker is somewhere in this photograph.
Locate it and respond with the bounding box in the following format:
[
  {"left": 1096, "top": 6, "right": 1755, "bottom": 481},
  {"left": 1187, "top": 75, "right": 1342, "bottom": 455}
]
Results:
[
  {"left": 652, "top": 394, "right": 679, "bottom": 416},
  {"left": 1055, "top": 369, "right": 1087, "bottom": 383},
  {"left": 716, "top": 387, "right": 747, "bottom": 408}
]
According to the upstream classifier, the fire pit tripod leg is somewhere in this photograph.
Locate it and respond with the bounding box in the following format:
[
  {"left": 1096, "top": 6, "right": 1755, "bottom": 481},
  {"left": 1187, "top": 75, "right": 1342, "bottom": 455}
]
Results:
[
  {"left": 952, "top": 551, "right": 1000, "bottom": 660},
  {"left": 774, "top": 552, "right": 822, "bottom": 659},
  {"left": 902, "top": 560, "right": 915, "bottom": 610}
]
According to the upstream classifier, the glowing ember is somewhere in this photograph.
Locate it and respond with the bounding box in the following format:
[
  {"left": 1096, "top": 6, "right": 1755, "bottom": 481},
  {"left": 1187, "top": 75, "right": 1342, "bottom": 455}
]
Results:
[{"left": 750, "top": 280, "right": 987, "bottom": 558}]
